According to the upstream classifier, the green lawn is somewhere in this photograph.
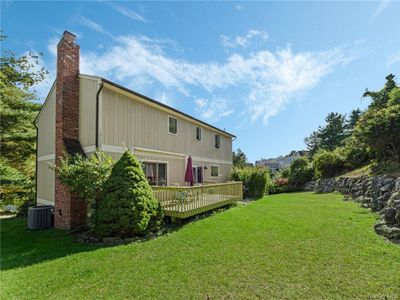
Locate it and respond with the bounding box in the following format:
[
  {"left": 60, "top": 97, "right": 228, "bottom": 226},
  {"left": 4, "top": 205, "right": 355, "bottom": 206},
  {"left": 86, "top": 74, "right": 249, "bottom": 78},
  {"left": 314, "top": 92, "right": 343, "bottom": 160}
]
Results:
[{"left": 1, "top": 192, "right": 400, "bottom": 299}]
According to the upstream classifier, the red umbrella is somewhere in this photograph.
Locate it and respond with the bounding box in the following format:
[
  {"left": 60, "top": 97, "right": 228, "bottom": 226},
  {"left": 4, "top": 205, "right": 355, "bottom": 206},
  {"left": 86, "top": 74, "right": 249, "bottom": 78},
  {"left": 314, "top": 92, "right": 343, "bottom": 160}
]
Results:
[{"left": 185, "top": 156, "right": 194, "bottom": 186}]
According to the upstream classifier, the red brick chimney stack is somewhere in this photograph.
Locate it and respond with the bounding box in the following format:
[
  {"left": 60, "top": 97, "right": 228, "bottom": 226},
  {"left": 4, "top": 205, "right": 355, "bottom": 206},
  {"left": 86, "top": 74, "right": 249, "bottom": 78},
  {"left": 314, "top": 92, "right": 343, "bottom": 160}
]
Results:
[{"left": 54, "top": 31, "right": 86, "bottom": 230}]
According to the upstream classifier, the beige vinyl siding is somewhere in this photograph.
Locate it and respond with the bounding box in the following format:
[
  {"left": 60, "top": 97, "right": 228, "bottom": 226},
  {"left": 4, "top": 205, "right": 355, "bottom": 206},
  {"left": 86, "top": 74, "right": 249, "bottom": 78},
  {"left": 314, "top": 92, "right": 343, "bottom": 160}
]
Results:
[
  {"left": 79, "top": 76, "right": 99, "bottom": 148},
  {"left": 192, "top": 160, "right": 232, "bottom": 184},
  {"left": 37, "top": 160, "right": 55, "bottom": 204},
  {"left": 101, "top": 87, "right": 232, "bottom": 162},
  {"left": 36, "top": 85, "right": 56, "bottom": 204},
  {"left": 37, "top": 86, "right": 55, "bottom": 157}
]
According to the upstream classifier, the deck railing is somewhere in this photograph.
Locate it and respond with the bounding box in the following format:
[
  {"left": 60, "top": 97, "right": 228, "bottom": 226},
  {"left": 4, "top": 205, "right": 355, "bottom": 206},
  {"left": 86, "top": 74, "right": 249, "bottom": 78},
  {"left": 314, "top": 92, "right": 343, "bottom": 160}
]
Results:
[{"left": 152, "top": 181, "right": 243, "bottom": 219}]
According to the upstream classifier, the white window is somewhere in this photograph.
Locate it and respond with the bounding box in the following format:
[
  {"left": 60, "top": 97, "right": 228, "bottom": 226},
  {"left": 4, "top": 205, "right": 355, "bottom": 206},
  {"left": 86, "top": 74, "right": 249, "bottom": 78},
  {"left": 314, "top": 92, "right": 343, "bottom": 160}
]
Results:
[
  {"left": 215, "top": 134, "right": 220, "bottom": 149},
  {"left": 196, "top": 127, "right": 202, "bottom": 141},
  {"left": 168, "top": 116, "right": 177, "bottom": 134},
  {"left": 211, "top": 165, "right": 219, "bottom": 177}
]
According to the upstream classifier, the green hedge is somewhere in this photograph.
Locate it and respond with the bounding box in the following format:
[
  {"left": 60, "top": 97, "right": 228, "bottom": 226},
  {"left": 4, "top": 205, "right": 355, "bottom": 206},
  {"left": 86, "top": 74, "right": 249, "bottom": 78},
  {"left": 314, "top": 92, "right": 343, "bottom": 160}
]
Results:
[{"left": 230, "top": 167, "right": 271, "bottom": 198}]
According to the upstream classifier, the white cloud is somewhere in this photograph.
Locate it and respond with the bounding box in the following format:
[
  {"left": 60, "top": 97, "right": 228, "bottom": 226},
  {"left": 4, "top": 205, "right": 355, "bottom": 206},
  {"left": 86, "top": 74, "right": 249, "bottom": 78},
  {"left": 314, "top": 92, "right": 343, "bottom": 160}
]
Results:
[
  {"left": 78, "top": 16, "right": 107, "bottom": 34},
  {"left": 221, "top": 30, "right": 269, "bottom": 48},
  {"left": 109, "top": 3, "right": 149, "bottom": 23},
  {"left": 47, "top": 37, "right": 58, "bottom": 57},
  {"left": 371, "top": 0, "right": 390, "bottom": 20},
  {"left": 61, "top": 34, "right": 355, "bottom": 125},
  {"left": 235, "top": 5, "right": 243, "bottom": 11},
  {"left": 195, "top": 97, "right": 234, "bottom": 122},
  {"left": 387, "top": 52, "right": 400, "bottom": 67}
]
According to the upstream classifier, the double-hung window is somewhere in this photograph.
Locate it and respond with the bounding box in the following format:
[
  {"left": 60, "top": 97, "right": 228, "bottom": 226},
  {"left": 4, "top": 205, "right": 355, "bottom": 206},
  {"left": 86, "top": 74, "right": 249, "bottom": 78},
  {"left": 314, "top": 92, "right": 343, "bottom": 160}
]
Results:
[
  {"left": 215, "top": 134, "right": 220, "bottom": 149},
  {"left": 211, "top": 166, "right": 219, "bottom": 177},
  {"left": 168, "top": 116, "right": 177, "bottom": 134},
  {"left": 196, "top": 127, "right": 202, "bottom": 141}
]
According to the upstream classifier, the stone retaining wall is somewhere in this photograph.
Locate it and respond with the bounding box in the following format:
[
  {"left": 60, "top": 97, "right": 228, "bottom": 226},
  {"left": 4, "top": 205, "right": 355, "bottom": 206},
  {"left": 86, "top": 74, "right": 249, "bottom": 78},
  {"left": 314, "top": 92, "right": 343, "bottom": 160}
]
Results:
[{"left": 305, "top": 176, "right": 400, "bottom": 241}]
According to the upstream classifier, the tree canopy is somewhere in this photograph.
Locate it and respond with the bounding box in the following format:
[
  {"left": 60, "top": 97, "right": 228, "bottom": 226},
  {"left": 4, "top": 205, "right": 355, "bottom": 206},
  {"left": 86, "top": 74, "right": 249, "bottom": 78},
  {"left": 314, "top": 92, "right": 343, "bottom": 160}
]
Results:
[
  {"left": 0, "top": 35, "right": 47, "bottom": 209},
  {"left": 232, "top": 148, "right": 248, "bottom": 168}
]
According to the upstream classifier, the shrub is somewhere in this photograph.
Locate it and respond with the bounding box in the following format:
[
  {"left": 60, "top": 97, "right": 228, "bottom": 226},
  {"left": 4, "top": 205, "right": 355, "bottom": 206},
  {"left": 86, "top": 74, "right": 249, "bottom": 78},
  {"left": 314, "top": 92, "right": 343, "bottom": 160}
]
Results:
[
  {"left": 269, "top": 177, "right": 290, "bottom": 194},
  {"left": 273, "top": 167, "right": 290, "bottom": 179},
  {"left": 288, "top": 157, "right": 314, "bottom": 189},
  {"left": 55, "top": 150, "right": 114, "bottom": 228},
  {"left": 230, "top": 167, "right": 271, "bottom": 198},
  {"left": 342, "top": 137, "right": 370, "bottom": 169},
  {"left": 95, "top": 151, "right": 163, "bottom": 238},
  {"left": 313, "top": 148, "right": 346, "bottom": 179},
  {"left": 353, "top": 104, "right": 400, "bottom": 162}
]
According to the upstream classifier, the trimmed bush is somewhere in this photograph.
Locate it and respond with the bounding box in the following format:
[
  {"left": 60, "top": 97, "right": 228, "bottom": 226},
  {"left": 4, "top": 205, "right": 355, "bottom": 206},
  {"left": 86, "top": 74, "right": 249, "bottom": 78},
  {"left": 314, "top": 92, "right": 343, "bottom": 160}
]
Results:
[
  {"left": 230, "top": 167, "right": 271, "bottom": 198},
  {"left": 95, "top": 151, "right": 163, "bottom": 238},
  {"left": 313, "top": 148, "right": 346, "bottom": 179}
]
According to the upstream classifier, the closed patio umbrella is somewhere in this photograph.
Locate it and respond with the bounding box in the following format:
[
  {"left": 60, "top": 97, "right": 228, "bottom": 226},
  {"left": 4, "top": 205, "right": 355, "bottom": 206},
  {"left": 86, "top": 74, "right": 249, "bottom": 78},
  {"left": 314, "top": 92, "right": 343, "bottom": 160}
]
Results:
[{"left": 185, "top": 156, "right": 194, "bottom": 186}]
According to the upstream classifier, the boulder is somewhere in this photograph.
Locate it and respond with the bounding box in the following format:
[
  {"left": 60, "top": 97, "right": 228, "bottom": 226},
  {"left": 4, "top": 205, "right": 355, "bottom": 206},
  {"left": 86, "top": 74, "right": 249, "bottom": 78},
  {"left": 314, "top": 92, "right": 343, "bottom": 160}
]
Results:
[
  {"left": 396, "top": 207, "right": 400, "bottom": 225},
  {"left": 381, "top": 208, "right": 397, "bottom": 224},
  {"left": 374, "top": 223, "right": 400, "bottom": 240}
]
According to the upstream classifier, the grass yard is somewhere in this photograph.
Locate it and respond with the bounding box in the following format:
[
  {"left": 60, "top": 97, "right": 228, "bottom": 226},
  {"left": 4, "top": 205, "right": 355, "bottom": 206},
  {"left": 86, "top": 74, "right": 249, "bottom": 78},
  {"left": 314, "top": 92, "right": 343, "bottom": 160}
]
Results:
[{"left": 1, "top": 192, "right": 400, "bottom": 299}]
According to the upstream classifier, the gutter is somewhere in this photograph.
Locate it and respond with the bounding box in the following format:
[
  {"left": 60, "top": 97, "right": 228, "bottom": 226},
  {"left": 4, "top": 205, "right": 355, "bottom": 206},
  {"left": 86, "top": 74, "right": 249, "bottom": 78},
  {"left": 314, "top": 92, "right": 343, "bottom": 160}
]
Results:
[{"left": 95, "top": 82, "right": 104, "bottom": 148}]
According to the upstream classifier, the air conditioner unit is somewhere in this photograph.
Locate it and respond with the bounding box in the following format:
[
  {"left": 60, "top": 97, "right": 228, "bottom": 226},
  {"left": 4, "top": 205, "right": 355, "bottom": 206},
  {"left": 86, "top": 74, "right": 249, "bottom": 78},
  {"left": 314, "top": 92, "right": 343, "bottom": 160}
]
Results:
[{"left": 27, "top": 205, "right": 54, "bottom": 230}]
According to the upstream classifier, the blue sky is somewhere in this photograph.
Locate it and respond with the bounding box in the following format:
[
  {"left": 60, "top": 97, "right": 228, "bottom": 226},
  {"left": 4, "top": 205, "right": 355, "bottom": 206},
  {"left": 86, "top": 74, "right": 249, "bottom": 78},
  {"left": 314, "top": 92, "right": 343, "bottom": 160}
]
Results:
[{"left": 3, "top": 1, "right": 400, "bottom": 162}]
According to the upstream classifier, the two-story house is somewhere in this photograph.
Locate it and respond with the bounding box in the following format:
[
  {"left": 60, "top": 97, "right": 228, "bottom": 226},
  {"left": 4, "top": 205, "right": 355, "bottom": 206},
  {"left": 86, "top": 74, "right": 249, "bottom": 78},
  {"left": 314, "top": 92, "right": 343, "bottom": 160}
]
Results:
[{"left": 35, "top": 31, "right": 235, "bottom": 229}]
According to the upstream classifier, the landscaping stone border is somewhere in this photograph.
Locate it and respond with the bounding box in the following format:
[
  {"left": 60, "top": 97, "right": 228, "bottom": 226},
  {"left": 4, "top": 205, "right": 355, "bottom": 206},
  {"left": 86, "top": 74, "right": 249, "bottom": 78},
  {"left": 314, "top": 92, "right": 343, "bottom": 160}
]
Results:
[{"left": 305, "top": 176, "right": 400, "bottom": 242}]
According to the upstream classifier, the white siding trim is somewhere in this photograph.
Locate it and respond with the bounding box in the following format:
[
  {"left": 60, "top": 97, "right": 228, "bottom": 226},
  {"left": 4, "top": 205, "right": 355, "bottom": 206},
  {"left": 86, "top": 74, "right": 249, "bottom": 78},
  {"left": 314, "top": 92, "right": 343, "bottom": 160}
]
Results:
[
  {"left": 83, "top": 145, "right": 96, "bottom": 153},
  {"left": 191, "top": 156, "right": 232, "bottom": 165},
  {"left": 132, "top": 146, "right": 186, "bottom": 157},
  {"left": 100, "top": 144, "right": 232, "bottom": 165},
  {"left": 37, "top": 198, "right": 54, "bottom": 206},
  {"left": 101, "top": 144, "right": 126, "bottom": 153},
  {"left": 37, "top": 154, "right": 55, "bottom": 161}
]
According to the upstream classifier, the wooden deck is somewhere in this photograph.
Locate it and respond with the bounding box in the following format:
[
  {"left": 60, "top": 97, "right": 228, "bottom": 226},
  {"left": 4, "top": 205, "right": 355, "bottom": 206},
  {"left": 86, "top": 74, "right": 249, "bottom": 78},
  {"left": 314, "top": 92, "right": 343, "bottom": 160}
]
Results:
[{"left": 152, "top": 182, "right": 243, "bottom": 219}]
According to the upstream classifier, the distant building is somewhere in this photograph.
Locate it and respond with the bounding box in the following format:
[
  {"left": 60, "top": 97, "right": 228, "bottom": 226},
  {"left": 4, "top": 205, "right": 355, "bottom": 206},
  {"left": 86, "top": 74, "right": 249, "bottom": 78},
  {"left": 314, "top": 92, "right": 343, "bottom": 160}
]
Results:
[{"left": 255, "top": 151, "right": 307, "bottom": 173}]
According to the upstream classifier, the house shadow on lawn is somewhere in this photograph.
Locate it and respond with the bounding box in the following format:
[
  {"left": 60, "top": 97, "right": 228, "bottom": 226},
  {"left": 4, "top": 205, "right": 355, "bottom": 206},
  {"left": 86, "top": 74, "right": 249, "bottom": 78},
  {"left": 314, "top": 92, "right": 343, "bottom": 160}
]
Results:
[
  {"left": 0, "top": 217, "right": 99, "bottom": 271},
  {"left": 1, "top": 204, "right": 238, "bottom": 271}
]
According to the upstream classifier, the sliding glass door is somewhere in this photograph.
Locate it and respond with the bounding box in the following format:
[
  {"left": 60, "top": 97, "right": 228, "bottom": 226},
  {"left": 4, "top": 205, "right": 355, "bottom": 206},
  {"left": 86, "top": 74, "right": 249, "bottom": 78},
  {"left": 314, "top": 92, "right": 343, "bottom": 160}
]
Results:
[{"left": 142, "top": 162, "right": 167, "bottom": 186}]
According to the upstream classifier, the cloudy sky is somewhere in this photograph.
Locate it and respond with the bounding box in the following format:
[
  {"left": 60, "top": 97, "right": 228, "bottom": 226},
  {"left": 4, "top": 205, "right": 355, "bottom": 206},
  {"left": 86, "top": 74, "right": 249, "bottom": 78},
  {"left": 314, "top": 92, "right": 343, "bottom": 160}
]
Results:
[{"left": 3, "top": 1, "right": 400, "bottom": 162}]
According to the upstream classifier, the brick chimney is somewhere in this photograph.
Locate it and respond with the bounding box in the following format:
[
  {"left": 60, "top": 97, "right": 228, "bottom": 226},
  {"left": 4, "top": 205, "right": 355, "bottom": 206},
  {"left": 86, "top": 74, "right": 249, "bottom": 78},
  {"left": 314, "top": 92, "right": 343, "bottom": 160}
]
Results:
[{"left": 54, "top": 31, "right": 86, "bottom": 230}]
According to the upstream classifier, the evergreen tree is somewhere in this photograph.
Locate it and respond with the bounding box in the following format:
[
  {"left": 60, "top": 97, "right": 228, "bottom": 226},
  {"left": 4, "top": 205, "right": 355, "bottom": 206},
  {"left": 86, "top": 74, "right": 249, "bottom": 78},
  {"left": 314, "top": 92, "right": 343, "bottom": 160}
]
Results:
[
  {"left": 232, "top": 148, "right": 248, "bottom": 167},
  {"left": 347, "top": 109, "right": 362, "bottom": 131},
  {"left": 95, "top": 151, "right": 163, "bottom": 238},
  {"left": 363, "top": 74, "right": 397, "bottom": 109},
  {"left": 305, "top": 112, "right": 346, "bottom": 156}
]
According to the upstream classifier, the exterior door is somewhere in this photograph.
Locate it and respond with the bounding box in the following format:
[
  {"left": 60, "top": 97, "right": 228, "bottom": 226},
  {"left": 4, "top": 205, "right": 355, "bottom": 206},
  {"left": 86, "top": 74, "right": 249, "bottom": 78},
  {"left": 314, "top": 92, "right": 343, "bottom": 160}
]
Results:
[
  {"left": 192, "top": 166, "right": 203, "bottom": 184},
  {"left": 197, "top": 166, "right": 203, "bottom": 184}
]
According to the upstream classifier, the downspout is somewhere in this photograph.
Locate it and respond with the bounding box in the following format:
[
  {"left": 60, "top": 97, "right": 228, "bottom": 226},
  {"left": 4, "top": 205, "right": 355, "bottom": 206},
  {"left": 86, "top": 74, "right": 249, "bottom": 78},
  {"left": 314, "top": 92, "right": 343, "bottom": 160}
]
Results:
[
  {"left": 95, "top": 81, "right": 104, "bottom": 149},
  {"left": 34, "top": 121, "right": 38, "bottom": 205}
]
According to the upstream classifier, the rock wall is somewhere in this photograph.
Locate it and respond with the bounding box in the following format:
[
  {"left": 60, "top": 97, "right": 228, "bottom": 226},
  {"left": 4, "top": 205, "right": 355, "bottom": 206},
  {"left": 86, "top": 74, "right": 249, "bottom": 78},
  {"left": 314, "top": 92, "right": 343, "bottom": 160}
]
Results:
[{"left": 305, "top": 176, "right": 400, "bottom": 241}]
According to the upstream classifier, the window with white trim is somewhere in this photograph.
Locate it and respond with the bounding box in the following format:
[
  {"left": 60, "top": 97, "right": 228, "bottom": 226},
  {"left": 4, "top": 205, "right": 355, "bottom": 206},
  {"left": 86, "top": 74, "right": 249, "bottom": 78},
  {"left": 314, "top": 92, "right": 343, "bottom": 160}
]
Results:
[
  {"left": 168, "top": 116, "right": 177, "bottom": 134},
  {"left": 196, "top": 127, "right": 202, "bottom": 141},
  {"left": 211, "top": 165, "right": 219, "bottom": 177},
  {"left": 215, "top": 134, "right": 220, "bottom": 149}
]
